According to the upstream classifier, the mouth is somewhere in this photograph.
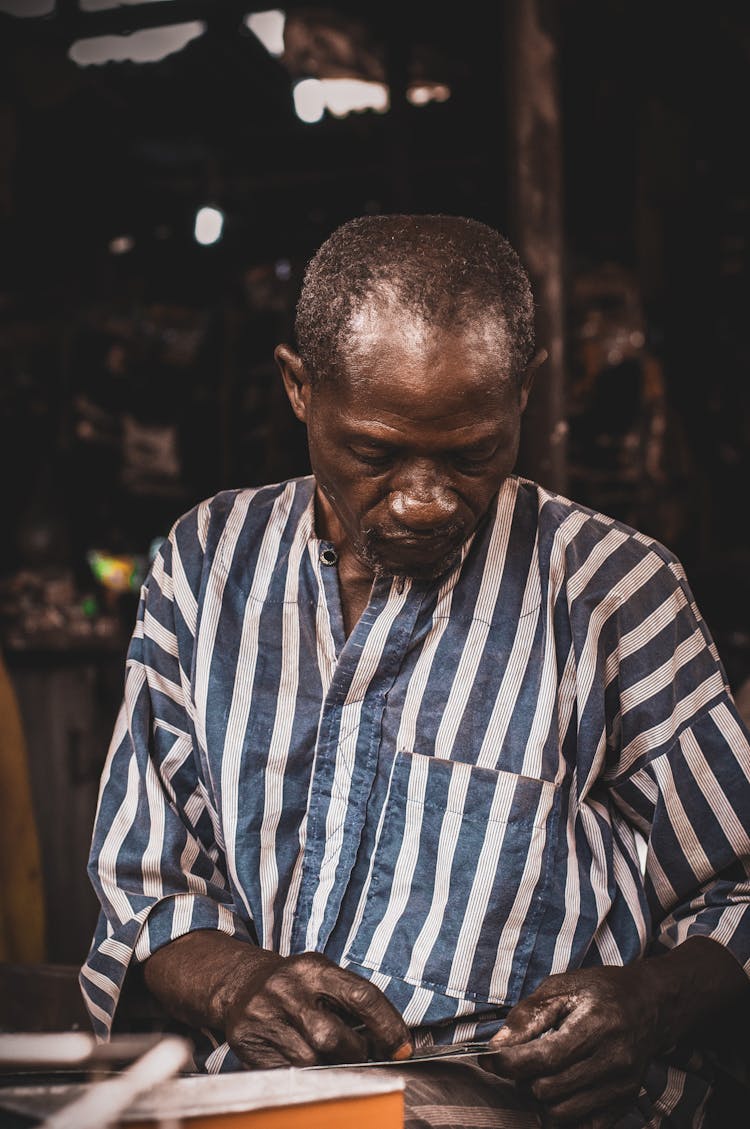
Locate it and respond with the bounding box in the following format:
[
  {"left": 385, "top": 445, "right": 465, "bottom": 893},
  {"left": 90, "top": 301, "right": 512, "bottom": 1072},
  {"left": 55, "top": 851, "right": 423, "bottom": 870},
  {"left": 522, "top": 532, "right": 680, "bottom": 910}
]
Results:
[
  {"left": 389, "top": 529, "right": 452, "bottom": 544},
  {"left": 376, "top": 521, "right": 463, "bottom": 546},
  {"left": 360, "top": 524, "right": 467, "bottom": 577}
]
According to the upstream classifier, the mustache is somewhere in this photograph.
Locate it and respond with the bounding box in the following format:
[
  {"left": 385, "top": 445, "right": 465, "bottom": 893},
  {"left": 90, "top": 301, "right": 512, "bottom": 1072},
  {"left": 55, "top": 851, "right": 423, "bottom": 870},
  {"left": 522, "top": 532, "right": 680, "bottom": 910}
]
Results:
[{"left": 363, "top": 521, "right": 465, "bottom": 543}]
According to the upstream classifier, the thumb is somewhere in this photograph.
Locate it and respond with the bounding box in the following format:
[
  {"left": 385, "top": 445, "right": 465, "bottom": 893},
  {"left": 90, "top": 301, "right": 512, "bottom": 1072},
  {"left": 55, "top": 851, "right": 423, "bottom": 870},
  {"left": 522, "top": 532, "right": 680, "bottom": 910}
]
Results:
[{"left": 490, "top": 994, "right": 570, "bottom": 1048}]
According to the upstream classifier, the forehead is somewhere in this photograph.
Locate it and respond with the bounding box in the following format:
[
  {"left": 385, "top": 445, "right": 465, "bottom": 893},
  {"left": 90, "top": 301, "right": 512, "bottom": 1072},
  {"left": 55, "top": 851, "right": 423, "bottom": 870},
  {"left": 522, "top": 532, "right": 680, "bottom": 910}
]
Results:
[
  {"left": 336, "top": 295, "right": 514, "bottom": 415},
  {"left": 347, "top": 292, "right": 508, "bottom": 359}
]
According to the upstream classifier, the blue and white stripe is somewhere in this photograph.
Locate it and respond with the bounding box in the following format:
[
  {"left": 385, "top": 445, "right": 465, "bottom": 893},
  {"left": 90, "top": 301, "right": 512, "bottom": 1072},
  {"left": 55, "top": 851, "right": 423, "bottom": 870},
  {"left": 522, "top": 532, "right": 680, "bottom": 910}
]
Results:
[{"left": 81, "top": 474, "right": 750, "bottom": 1126}]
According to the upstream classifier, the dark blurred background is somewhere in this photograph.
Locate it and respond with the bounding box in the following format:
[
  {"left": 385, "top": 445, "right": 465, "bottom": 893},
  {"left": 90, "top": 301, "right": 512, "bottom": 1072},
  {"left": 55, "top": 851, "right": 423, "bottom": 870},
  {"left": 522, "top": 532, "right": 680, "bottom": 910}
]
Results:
[{"left": 0, "top": 0, "right": 748, "bottom": 966}]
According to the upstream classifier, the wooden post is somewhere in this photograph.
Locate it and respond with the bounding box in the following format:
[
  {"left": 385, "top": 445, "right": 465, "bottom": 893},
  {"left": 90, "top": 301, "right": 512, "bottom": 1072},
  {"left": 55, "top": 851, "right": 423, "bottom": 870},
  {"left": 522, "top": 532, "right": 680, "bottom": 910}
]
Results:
[{"left": 505, "top": 0, "right": 568, "bottom": 493}]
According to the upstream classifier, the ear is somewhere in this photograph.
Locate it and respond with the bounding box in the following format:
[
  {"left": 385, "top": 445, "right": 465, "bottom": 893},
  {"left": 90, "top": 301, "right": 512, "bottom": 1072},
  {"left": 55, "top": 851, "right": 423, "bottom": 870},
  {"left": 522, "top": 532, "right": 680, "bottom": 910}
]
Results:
[
  {"left": 519, "top": 348, "right": 547, "bottom": 411},
  {"left": 275, "top": 344, "right": 311, "bottom": 424}
]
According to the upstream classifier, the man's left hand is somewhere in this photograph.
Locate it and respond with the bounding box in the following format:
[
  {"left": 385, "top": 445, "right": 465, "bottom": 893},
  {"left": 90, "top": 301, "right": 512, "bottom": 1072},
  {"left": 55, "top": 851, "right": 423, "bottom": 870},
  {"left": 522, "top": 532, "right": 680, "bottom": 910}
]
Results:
[
  {"left": 487, "top": 938, "right": 750, "bottom": 1127},
  {"left": 486, "top": 964, "right": 661, "bottom": 1128}
]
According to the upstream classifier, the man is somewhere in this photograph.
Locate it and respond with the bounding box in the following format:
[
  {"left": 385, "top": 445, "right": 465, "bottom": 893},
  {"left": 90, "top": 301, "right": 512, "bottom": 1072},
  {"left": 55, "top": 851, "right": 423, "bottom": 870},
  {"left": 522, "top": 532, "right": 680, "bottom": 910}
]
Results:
[{"left": 81, "top": 215, "right": 750, "bottom": 1128}]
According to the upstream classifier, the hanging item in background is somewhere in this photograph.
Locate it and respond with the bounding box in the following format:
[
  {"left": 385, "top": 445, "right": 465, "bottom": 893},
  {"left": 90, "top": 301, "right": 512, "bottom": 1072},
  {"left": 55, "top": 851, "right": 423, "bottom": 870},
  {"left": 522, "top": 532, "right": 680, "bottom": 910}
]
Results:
[
  {"left": 566, "top": 263, "right": 691, "bottom": 545},
  {"left": 120, "top": 414, "right": 182, "bottom": 498},
  {"left": 86, "top": 549, "right": 147, "bottom": 595},
  {"left": 0, "top": 569, "right": 122, "bottom": 652}
]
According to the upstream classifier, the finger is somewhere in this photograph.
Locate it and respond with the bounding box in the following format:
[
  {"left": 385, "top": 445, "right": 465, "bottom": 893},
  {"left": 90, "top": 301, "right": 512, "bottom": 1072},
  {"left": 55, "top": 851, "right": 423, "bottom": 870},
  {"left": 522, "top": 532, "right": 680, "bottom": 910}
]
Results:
[
  {"left": 491, "top": 993, "right": 572, "bottom": 1048},
  {"left": 573, "top": 1117, "right": 625, "bottom": 1129},
  {"left": 579, "top": 1107, "right": 632, "bottom": 1129},
  {"left": 541, "top": 1077, "right": 637, "bottom": 1125},
  {"left": 295, "top": 1004, "right": 368, "bottom": 1063},
  {"left": 231, "top": 1021, "right": 319, "bottom": 1069},
  {"left": 530, "top": 1051, "right": 623, "bottom": 1103},
  {"left": 315, "top": 963, "right": 411, "bottom": 1057},
  {"left": 550, "top": 1107, "right": 629, "bottom": 1129},
  {"left": 490, "top": 1028, "right": 585, "bottom": 1081},
  {"left": 491, "top": 1002, "right": 607, "bottom": 1079}
]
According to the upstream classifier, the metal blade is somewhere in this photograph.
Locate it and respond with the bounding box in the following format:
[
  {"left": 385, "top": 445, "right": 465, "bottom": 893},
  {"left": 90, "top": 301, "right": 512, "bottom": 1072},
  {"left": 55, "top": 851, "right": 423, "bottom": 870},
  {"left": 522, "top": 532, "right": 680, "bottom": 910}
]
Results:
[{"left": 305, "top": 1041, "right": 497, "bottom": 1069}]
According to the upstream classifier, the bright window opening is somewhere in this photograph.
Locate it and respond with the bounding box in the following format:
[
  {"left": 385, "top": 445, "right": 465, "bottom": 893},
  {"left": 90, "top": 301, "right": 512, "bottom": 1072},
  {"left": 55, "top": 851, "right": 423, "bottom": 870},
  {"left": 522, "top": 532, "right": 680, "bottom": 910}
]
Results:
[
  {"left": 293, "top": 78, "right": 390, "bottom": 123},
  {"left": 68, "top": 21, "right": 205, "bottom": 66},
  {"left": 245, "top": 9, "right": 285, "bottom": 57}
]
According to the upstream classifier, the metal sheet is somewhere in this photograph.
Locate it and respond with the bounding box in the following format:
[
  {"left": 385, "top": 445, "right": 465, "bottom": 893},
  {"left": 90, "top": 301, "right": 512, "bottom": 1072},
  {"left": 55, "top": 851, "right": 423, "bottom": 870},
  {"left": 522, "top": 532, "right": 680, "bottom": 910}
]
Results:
[{"left": 305, "top": 1041, "right": 497, "bottom": 1069}]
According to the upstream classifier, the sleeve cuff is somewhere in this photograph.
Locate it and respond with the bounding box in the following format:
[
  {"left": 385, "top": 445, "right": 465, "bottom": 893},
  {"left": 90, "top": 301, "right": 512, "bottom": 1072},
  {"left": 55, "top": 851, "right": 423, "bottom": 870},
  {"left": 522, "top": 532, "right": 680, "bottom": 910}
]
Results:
[
  {"left": 653, "top": 903, "right": 750, "bottom": 979},
  {"left": 80, "top": 895, "right": 254, "bottom": 1039}
]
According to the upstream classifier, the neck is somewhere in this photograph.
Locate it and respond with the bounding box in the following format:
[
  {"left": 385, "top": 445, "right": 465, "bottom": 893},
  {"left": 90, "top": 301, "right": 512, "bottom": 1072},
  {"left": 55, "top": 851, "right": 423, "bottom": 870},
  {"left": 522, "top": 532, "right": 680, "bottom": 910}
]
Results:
[
  {"left": 314, "top": 486, "right": 374, "bottom": 582},
  {"left": 314, "top": 485, "right": 375, "bottom": 636}
]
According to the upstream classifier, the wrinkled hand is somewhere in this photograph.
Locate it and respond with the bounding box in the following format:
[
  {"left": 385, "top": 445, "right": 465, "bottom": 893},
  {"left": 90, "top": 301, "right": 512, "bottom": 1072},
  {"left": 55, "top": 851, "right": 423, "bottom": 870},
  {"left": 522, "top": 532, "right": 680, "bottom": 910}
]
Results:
[
  {"left": 488, "top": 965, "right": 663, "bottom": 1128},
  {"left": 223, "top": 950, "right": 412, "bottom": 1069}
]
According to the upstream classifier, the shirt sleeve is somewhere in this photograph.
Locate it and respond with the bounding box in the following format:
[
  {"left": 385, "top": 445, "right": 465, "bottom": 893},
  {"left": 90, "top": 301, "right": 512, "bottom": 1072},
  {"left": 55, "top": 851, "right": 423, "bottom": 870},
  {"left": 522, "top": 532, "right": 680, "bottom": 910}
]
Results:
[
  {"left": 79, "top": 504, "right": 253, "bottom": 1040},
  {"left": 602, "top": 553, "right": 750, "bottom": 976}
]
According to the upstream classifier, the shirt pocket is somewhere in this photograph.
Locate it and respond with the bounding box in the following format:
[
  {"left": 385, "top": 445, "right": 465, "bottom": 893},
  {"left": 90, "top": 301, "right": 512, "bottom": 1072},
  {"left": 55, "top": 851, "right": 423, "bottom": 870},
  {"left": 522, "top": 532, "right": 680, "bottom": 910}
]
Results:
[{"left": 345, "top": 749, "right": 559, "bottom": 1008}]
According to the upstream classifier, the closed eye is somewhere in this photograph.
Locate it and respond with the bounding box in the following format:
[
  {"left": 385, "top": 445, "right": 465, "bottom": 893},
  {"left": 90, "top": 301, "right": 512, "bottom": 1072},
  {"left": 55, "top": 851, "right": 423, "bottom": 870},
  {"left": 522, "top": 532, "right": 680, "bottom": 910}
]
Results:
[
  {"left": 453, "top": 450, "right": 497, "bottom": 471},
  {"left": 349, "top": 445, "right": 498, "bottom": 472},
  {"left": 349, "top": 447, "right": 393, "bottom": 468}
]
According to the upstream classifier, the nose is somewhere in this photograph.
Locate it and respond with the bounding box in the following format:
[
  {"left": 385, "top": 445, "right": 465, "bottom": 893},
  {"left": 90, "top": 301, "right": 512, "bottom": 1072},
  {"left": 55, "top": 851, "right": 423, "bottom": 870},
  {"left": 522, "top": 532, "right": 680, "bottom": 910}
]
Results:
[{"left": 388, "top": 465, "right": 458, "bottom": 532}]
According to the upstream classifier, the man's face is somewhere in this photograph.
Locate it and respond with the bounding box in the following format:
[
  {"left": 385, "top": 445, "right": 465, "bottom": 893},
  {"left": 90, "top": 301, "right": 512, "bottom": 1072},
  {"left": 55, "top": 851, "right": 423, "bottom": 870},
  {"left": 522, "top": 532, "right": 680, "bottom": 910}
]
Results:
[{"left": 279, "top": 301, "right": 533, "bottom": 581}]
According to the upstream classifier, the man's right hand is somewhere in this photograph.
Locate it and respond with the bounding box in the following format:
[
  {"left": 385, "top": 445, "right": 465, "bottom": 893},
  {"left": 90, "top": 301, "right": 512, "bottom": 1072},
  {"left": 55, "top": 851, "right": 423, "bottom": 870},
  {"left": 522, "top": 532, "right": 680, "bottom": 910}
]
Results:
[
  {"left": 224, "top": 949, "right": 412, "bottom": 1068},
  {"left": 144, "top": 930, "right": 412, "bottom": 1069}
]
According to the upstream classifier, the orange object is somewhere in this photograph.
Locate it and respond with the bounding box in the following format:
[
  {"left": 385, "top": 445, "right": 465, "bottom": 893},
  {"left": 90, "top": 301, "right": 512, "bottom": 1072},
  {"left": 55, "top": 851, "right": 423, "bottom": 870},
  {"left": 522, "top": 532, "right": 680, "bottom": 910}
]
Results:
[
  {"left": 0, "top": 1056, "right": 405, "bottom": 1127},
  {"left": 391, "top": 1041, "right": 414, "bottom": 1061},
  {"left": 128, "top": 1089, "right": 403, "bottom": 1128}
]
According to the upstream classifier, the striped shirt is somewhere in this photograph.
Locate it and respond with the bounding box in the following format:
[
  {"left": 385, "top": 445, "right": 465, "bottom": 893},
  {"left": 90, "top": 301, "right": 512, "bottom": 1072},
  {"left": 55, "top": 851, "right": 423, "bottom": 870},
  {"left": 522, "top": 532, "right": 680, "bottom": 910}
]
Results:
[{"left": 81, "top": 474, "right": 750, "bottom": 1124}]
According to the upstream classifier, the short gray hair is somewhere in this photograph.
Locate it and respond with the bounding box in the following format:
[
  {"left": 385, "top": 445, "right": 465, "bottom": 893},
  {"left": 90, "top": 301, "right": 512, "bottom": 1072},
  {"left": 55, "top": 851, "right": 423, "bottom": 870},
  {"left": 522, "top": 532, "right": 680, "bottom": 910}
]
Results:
[{"left": 294, "top": 213, "right": 536, "bottom": 388}]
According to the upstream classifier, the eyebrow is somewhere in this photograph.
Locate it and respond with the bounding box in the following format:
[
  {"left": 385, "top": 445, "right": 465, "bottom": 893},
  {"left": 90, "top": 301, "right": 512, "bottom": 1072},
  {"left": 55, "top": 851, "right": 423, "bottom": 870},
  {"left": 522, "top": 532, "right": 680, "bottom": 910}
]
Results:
[{"left": 349, "top": 435, "right": 500, "bottom": 456}]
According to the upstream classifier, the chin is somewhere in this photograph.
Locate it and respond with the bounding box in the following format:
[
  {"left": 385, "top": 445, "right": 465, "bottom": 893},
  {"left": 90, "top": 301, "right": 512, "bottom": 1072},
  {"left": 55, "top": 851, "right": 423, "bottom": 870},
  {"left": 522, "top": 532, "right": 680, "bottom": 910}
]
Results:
[{"left": 362, "top": 539, "right": 464, "bottom": 583}]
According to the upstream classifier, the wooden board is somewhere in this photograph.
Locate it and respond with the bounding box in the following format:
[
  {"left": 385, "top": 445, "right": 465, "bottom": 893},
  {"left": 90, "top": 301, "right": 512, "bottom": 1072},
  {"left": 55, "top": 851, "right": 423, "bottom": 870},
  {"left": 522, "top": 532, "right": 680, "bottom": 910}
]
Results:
[{"left": 128, "top": 1089, "right": 403, "bottom": 1128}]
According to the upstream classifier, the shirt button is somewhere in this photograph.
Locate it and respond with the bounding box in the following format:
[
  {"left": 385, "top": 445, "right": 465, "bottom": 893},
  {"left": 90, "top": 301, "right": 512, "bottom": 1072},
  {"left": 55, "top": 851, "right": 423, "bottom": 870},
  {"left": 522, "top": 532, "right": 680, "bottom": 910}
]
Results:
[{"left": 320, "top": 547, "right": 338, "bottom": 566}]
